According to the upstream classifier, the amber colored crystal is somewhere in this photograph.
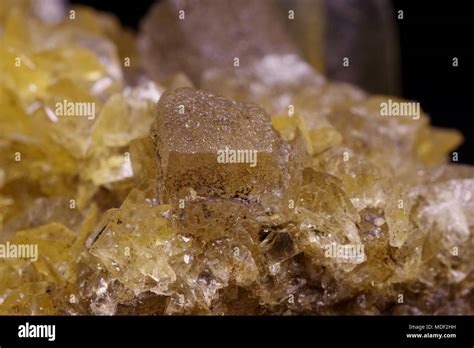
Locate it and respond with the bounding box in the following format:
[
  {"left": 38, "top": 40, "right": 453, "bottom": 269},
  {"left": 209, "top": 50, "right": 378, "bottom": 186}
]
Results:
[{"left": 150, "top": 87, "right": 293, "bottom": 209}]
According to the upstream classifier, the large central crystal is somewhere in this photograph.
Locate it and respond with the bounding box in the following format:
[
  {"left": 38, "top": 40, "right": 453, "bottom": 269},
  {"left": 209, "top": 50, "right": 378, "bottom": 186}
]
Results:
[{"left": 151, "top": 88, "right": 291, "bottom": 206}]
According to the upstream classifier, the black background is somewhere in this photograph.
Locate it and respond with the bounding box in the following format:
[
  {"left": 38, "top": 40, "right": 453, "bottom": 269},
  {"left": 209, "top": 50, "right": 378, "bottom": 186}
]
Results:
[
  {"left": 393, "top": 0, "right": 473, "bottom": 165},
  {"left": 71, "top": 0, "right": 473, "bottom": 164},
  {"left": 0, "top": 315, "right": 472, "bottom": 345}
]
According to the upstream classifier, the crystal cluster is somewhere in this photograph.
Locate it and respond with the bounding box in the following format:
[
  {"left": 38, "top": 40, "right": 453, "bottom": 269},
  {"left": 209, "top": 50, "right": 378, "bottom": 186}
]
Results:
[{"left": 0, "top": 0, "right": 472, "bottom": 315}]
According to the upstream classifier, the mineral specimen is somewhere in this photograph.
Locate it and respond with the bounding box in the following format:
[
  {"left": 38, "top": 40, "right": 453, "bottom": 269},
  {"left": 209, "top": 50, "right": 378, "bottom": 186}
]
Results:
[{"left": 0, "top": 0, "right": 472, "bottom": 316}]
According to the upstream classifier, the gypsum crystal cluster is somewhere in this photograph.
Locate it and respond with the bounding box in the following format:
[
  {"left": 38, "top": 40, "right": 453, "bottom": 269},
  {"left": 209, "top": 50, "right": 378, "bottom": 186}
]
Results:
[{"left": 0, "top": 0, "right": 472, "bottom": 315}]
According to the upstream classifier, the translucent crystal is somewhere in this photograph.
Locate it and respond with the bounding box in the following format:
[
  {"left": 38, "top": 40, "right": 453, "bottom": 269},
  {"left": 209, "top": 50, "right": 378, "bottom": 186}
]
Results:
[
  {"left": 151, "top": 87, "right": 292, "bottom": 208},
  {"left": 139, "top": 0, "right": 299, "bottom": 83}
]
